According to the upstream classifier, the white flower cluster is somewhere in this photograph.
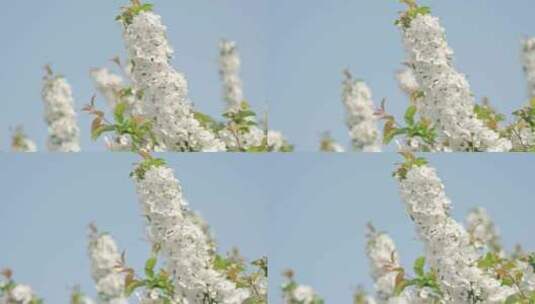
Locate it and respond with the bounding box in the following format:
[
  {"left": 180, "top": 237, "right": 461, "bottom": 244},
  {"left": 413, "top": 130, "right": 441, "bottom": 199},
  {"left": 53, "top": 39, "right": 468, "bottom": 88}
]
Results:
[
  {"left": 282, "top": 284, "right": 320, "bottom": 304},
  {"left": 342, "top": 71, "right": 382, "bottom": 152},
  {"left": 396, "top": 68, "right": 420, "bottom": 98},
  {"left": 122, "top": 12, "right": 225, "bottom": 152},
  {"left": 319, "top": 133, "right": 345, "bottom": 152},
  {"left": 133, "top": 164, "right": 249, "bottom": 303},
  {"left": 10, "top": 128, "right": 37, "bottom": 153},
  {"left": 398, "top": 164, "right": 514, "bottom": 303},
  {"left": 465, "top": 208, "right": 501, "bottom": 253},
  {"left": 90, "top": 68, "right": 145, "bottom": 151},
  {"left": 216, "top": 40, "right": 292, "bottom": 152},
  {"left": 41, "top": 73, "right": 81, "bottom": 152},
  {"left": 90, "top": 68, "right": 143, "bottom": 117},
  {"left": 0, "top": 284, "right": 35, "bottom": 304},
  {"left": 218, "top": 126, "right": 265, "bottom": 151},
  {"left": 90, "top": 68, "right": 125, "bottom": 111},
  {"left": 219, "top": 40, "right": 244, "bottom": 113},
  {"left": 292, "top": 286, "right": 318, "bottom": 303},
  {"left": 522, "top": 38, "right": 535, "bottom": 100},
  {"left": 366, "top": 229, "right": 400, "bottom": 302},
  {"left": 357, "top": 294, "right": 378, "bottom": 304},
  {"left": 87, "top": 228, "right": 128, "bottom": 304},
  {"left": 79, "top": 296, "right": 97, "bottom": 304},
  {"left": 217, "top": 39, "right": 264, "bottom": 150},
  {"left": 401, "top": 15, "right": 511, "bottom": 152}
]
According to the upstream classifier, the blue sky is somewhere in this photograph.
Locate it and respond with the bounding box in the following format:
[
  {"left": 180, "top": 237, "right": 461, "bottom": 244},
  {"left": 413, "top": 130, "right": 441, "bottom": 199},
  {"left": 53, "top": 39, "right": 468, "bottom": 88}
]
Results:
[
  {"left": 0, "top": 154, "right": 270, "bottom": 302},
  {"left": 1, "top": 1, "right": 534, "bottom": 151}
]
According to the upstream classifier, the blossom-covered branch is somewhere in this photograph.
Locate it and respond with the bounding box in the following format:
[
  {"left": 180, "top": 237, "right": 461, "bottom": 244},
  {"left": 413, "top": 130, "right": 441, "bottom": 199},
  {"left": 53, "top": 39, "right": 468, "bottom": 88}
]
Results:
[
  {"left": 132, "top": 157, "right": 250, "bottom": 303},
  {"left": 119, "top": 4, "right": 225, "bottom": 152},
  {"left": 365, "top": 225, "right": 401, "bottom": 302},
  {"left": 342, "top": 70, "right": 382, "bottom": 152},
  {"left": 465, "top": 208, "right": 502, "bottom": 255},
  {"left": 396, "top": 156, "right": 514, "bottom": 302},
  {"left": 41, "top": 66, "right": 81, "bottom": 152},
  {"left": 219, "top": 40, "right": 244, "bottom": 113},
  {"left": 281, "top": 270, "right": 324, "bottom": 304},
  {"left": 397, "top": 4, "right": 511, "bottom": 151},
  {"left": 87, "top": 225, "right": 128, "bottom": 304}
]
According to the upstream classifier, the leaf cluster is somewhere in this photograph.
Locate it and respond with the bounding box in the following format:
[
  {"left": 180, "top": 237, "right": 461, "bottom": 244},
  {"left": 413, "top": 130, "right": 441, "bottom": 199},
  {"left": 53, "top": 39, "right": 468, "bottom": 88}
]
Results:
[
  {"left": 123, "top": 247, "right": 175, "bottom": 304},
  {"left": 477, "top": 252, "right": 535, "bottom": 303},
  {"left": 395, "top": 1, "right": 431, "bottom": 29},
  {"left": 393, "top": 257, "right": 443, "bottom": 298},
  {"left": 131, "top": 157, "right": 167, "bottom": 180},
  {"left": 116, "top": 1, "right": 154, "bottom": 26},
  {"left": 513, "top": 98, "right": 535, "bottom": 131},
  {"left": 393, "top": 152, "right": 428, "bottom": 180},
  {"left": 213, "top": 254, "right": 268, "bottom": 304},
  {"left": 383, "top": 105, "right": 437, "bottom": 149},
  {"left": 474, "top": 102, "right": 506, "bottom": 131},
  {"left": 84, "top": 96, "right": 157, "bottom": 151}
]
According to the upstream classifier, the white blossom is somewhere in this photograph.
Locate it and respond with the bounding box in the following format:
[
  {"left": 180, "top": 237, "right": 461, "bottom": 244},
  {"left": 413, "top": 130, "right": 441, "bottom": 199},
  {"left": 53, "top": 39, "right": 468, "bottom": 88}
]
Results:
[
  {"left": 267, "top": 130, "right": 291, "bottom": 151},
  {"left": 465, "top": 208, "right": 501, "bottom": 253},
  {"left": 133, "top": 163, "right": 249, "bottom": 304},
  {"left": 219, "top": 40, "right": 244, "bottom": 113},
  {"left": 10, "top": 127, "right": 37, "bottom": 153},
  {"left": 342, "top": 71, "right": 382, "bottom": 152},
  {"left": 400, "top": 15, "right": 511, "bottom": 151},
  {"left": 218, "top": 126, "right": 265, "bottom": 151},
  {"left": 319, "top": 133, "right": 345, "bottom": 152},
  {"left": 90, "top": 68, "right": 143, "bottom": 116},
  {"left": 80, "top": 296, "right": 97, "bottom": 304},
  {"left": 387, "top": 287, "right": 440, "bottom": 304},
  {"left": 398, "top": 164, "right": 515, "bottom": 303},
  {"left": 366, "top": 228, "right": 400, "bottom": 302},
  {"left": 41, "top": 72, "right": 81, "bottom": 152},
  {"left": 511, "top": 126, "right": 535, "bottom": 150},
  {"left": 522, "top": 38, "right": 535, "bottom": 100},
  {"left": 396, "top": 68, "right": 420, "bottom": 97},
  {"left": 358, "top": 294, "right": 378, "bottom": 304},
  {"left": 90, "top": 68, "right": 125, "bottom": 110},
  {"left": 293, "top": 285, "right": 317, "bottom": 303},
  {"left": 122, "top": 12, "right": 225, "bottom": 151},
  {"left": 10, "top": 285, "right": 34, "bottom": 304},
  {"left": 88, "top": 227, "right": 128, "bottom": 303},
  {"left": 325, "top": 142, "right": 345, "bottom": 152}
]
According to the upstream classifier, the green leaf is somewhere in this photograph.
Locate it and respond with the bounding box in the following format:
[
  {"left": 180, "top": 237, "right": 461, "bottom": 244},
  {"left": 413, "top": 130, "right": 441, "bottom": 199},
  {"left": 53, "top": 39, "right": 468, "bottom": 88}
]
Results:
[
  {"left": 214, "top": 255, "right": 232, "bottom": 271},
  {"left": 125, "top": 279, "right": 145, "bottom": 296},
  {"left": 114, "top": 102, "right": 128, "bottom": 123},
  {"left": 413, "top": 256, "right": 425, "bottom": 277},
  {"left": 404, "top": 105, "right": 417, "bottom": 126},
  {"left": 91, "top": 125, "right": 115, "bottom": 141},
  {"left": 477, "top": 252, "right": 500, "bottom": 269},
  {"left": 194, "top": 112, "right": 224, "bottom": 132},
  {"left": 131, "top": 158, "right": 167, "bottom": 180},
  {"left": 145, "top": 256, "right": 157, "bottom": 278}
]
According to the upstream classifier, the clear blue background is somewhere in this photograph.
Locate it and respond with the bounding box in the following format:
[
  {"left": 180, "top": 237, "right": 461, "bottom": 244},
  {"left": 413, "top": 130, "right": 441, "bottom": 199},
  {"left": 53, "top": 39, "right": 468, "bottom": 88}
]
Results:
[
  {"left": 267, "top": 154, "right": 535, "bottom": 303},
  {"left": 0, "top": 154, "right": 270, "bottom": 303},
  {"left": 1, "top": 1, "right": 534, "bottom": 151}
]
